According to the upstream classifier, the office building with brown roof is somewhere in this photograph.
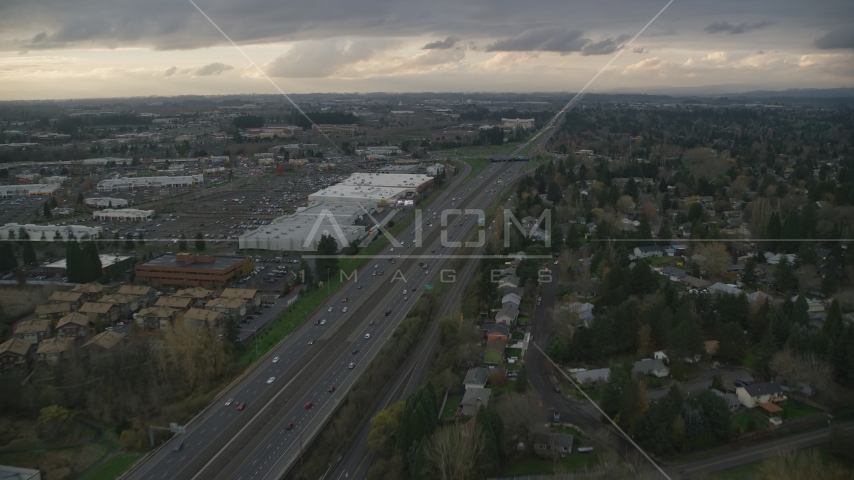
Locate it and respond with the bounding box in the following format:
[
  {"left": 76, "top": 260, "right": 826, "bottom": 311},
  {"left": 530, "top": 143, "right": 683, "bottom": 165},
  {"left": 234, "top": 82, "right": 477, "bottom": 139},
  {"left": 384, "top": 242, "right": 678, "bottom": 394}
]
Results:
[{"left": 135, "top": 253, "right": 253, "bottom": 288}]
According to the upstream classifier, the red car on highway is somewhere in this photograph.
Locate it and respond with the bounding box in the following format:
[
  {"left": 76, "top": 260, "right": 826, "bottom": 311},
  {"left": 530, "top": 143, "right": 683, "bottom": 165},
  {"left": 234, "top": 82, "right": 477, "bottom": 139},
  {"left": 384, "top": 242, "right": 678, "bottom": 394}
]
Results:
[
  {"left": 328, "top": 385, "right": 336, "bottom": 393},
  {"left": 236, "top": 402, "right": 246, "bottom": 411},
  {"left": 305, "top": 401, "right": 313, "bottom": 409},
  {"left": 285, "top": 423, "right": 294, "bottom": 430}
]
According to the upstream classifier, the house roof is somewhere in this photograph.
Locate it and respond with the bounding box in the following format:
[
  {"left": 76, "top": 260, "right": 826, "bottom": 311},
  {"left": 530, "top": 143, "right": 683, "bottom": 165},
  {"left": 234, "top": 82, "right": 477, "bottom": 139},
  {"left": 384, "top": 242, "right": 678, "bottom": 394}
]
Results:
[
  {"left": 568, "top": 302, "right": 594, "bottom": 313},
  {"left": 221, "top": 288, "right": 258, "bottom": 300},
  {"left": 661, "top": 266, "right": 689, "bottom": 279},
  {"left": 682, "top": 276, "right": 711, "bottom": 288},
  {"left": 98, "top": 293, "right": 137, "bottom": 305},
  {"left": 82, "top": 331, "right": 125, "bottom": 350},
  {"left": 138, "top": 306, "right": 177, "bottom": 319},
  {"left": 483, "top": 323, "right": 510, "bottom": 337},
  {"left": 15, "top": 318, "right": 51, "bottom": 334},
  {"left": 57, "top": 312, "right": 90, "bottom": 329},
  {"left": 78, "top": 302, "right": 116, "bottom": 314},
  {"left": 742, "top": 382, "right": 784, "bottom": 397},
  {"left": 712, "top": 389, "right": 740, "bottom": 408},
  {"left": 575, "top": 367, "right": 611, "bottom": 383},
  {"left": 502, "top": 293, "right": 522, "bottom": 305},
  {"left": 484, "top": 338, "right": 506, "bottom": 354},
  {"left": 533, "top": 430, "right": 575, "bottom": 451},
  {"left": 632, "top": 358, "right": 667, "bottom": 374},
  {"left": 495, "top": 305, "right": 519, "bottom": 321},
  {"left": 48, "top": 291, "right": 84, "bottom": 302},
  {"left": 206, "top": 297, "right": 245, "bottom": 309},
  {"left": 155, "top": 296, "right": 193, "bottom": 309},
  {"left": 0, "top": 337, "right": 32, "bottom": 356},
  {"left": 463, "top": 366, "right": 489, "bottom": 387},
  {"left": 174, "top": 286, "right": 213, "bottom": 299},
  {"left": 460, "top": 387, "right": 492, "bottom": 415},
  {"left": 37, "top": 337, "right": 75, "bottom": 355},
  {"left": 708, "top": 282, "right": 742, "bottom": 295},
  {"left": 637, "top": 246, "right": 663, "bottom": 253},
  {"left": 118, "top": 285, "right": 154, "bottom": 296},
  {"left": 184, "top": 308, "right": 226, "bottom": 323},
  {"left": 35, "top": 303, "right": 70, "bottom": 315},
  {"left": 758, "top": 402, "right": 784, "bottom": 414},
  {"left": 70, "top": 282, "right": 107, "bottom": 294}
]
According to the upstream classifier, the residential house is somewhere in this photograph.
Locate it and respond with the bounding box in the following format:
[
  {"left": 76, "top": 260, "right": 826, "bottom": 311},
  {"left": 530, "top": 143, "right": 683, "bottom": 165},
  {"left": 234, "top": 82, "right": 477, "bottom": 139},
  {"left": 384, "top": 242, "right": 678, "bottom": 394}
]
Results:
[
  {"left": 736, "top": 382, "right": 787, "bottom": 409},
  {"left": 47, "top": 290, "right": 85, "bottom": 310},
  {"left": 463, "top": 366, "right": 489, "bottom": 389},
  {"left": 573, "top": 367, "right": 611, "bottom": 387},
  {"left": 184, "top": 308, "right": 227, "bottom": 328},
  {"left": 567, "top": 281, "right": 599, "bottom": 297},
  {"left": 682, "top": 276, "right": 711, "bottom": 290},
  {"left": 708, "top": 282, "right": 743, "bottom": 296},
  {"left": 501, "top": 293, "right": 522, "bottom": 310},
  {"left": 765, "top": 252, "right": 796, "bottom": 265},
  {"left": 173, "top": 287, "right": 214, "bottom": 308},
  {"left": 82, "top": 331, "right": 126, "bottom": 351},
  {"left": 712, "top": 389, "right": 741, "bottom": 412},
  {"left": 36, "top": 337, "right": 76, "bottom": 364},
  {"left": 790, "top": 296, "right": 824, "bottom": 313},
  {"left": 35, "top": 303, "right": 71, "bottom": 322},
  {"left": 221, "top": 288, "right": 261, "bottom": 313},
  {"left": 0, "top": 337, "right": 33, "bottom": 371},
  {"left": 460, "top": 387, "right": 492, "bottom": 416},
  {"left": 483, "top": 323, "right": 510, "bottom": 342},
  {"left": 78, "top": 302, "right": 120, "bottom": 325},
  {"left": 633, "top": 246, "right": 664, "bottom": 259},
  {"left": 567, "top": 302, "right": 594, "bottom": 327},
  {"left": 494, "top": 305, "right": 519, "bottom": 326},
  {"left": 136, "top": 306, "right": 178, "bottom": 330},
  {"left": 55, "top": 312, "right": 90, "bottom": 339},
  {"left": 154, "top": 296, "right": 194, "bottom": 312},
  {"left": 117, "top": 285, "right": 157, "bottom": 307},
  {"left": 70, "top": 282, "right": 108, "bottom": 302},
  {"left": 483, "top": 338, "right": 506, "bottom": 365},
  {"left": 497, "top": 275, "right": 521, "bottom": 293},
  {"left": 632, "top": 358, "right": 670, "bottom": 378},
  {"left": 533, "top": 430, "right": 575, "bottom": 458},
  {"left": 661, "top": 266, "right": 689, "bottom": 281},
  {"left": 97, "top": 293, "right": 140, "bottom": 318},
  {"left": 14, "top": 319, "right": 51, "bottom": 344},
  {"left": 747, "top": 291, "right": 771, "bottom": 306},
  {"left": 205, "top": 297, "right": 246, "bottom": 322}
]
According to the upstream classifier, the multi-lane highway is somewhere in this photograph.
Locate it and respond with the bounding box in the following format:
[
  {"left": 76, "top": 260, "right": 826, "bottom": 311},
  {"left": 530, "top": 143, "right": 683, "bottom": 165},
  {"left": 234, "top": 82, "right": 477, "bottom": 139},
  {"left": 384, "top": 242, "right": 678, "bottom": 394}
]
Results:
[{"left": 125, "top": 160, "right": 523, "bottom": 480}]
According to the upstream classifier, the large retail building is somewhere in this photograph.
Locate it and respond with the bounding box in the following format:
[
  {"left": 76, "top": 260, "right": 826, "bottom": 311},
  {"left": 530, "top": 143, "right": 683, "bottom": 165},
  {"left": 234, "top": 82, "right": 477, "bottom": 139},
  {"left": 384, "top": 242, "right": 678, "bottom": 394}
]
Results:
[{"left": 239, "top": 202, "right": 366, "bottom": 252}]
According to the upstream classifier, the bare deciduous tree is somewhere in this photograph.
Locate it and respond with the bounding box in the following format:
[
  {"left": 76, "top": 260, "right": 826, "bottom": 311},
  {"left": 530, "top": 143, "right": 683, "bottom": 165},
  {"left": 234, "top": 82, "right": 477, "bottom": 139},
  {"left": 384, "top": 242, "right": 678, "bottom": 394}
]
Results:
[
  {"left": 770, "top": 348, "right": 835, "bottom": 395},
  {"left": 423, "top": 421, "right": 486, "bottom": 480}
]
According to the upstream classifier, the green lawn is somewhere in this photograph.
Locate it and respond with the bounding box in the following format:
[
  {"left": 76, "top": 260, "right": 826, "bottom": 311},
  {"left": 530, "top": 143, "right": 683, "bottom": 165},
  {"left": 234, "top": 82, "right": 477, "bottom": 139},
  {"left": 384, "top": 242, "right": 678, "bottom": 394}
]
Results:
[
  {"left": 511, "top": 331, "right": 525, "bottom": 340},
  {"left": 732, "top": 410, "right": 758, "bottom": 433},
  {"left": 781, "top": 401, "right": 822, "bottom": 421},
  {"left": 517, "top": 316, "right": 530, "bottom": 324},
  {"left": 742, "top": 353, "right": 759, "bottom": 370},
  {"left": 507, "top": 348, "right": 523, "bottom": 358},
  {"left": 83, "top": 452, "right": 143, "bottom": 480},
  {"left": 503, "top": 452, "right": 599, "bottom": 476},
  {"left": 441, "top": 396, "right": 463, "bottom": 419}
]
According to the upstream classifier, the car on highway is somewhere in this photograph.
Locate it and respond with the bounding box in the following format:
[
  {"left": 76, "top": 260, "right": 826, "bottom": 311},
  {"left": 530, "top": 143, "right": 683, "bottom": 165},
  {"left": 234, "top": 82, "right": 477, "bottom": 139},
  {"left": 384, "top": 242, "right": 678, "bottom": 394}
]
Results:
[
  {"left": 403, "top": 289, "right": 408, "bottom": 294},
  {"left": 369, "top": 320, "right": 375, "bottom": 325},
  {"left": 173, "top": 441, "right": 184, "bottom": 452},
  {"left": 328, "top": 307, "right": 333, "bottom": 312},
  {"left": 267, "top": 377, "right": 275, "bottom": 384},
  {"left": 425, "top": 270, "right": 429, "bottom": 275},
  {"left": 308, "top": 339, "right": 315, "bottom": 345},
  {"left": 404, "top": 296, "right": 409, "bottom": 301},
  {"left": 328, "top": 385, "right": 336, "bottom": 393},
  {"left": 357, "top": 284, "right": 363, "bottom": 289},
  {"left": 304, "top": 401, "right": 313, "bottom": 409},
  {"left": 320, "top": 319, "right": 327, "bottom": 325},
  {"left": 385, "top": 310, "right": 392, "bottom": 316},
  {"left": 379, "top": 271, "right": 384, "bottom": 275},
  {"left": 224, "top": 398, "right": 234, "bottom": 406},
  {"left": 342, "top": 307, "right": 348, "bottom": 312},
  {"left": 342, "top": 297, "right": 348, "bottom": 302},
  {"left": 285, "top": 423, "right": 294, "bottom": 430},
  {"left": 372, "top": 271, "right": 377, "bottom": 276},
  {"left": 236, "top": 402, "right": 246, "bottom": 411},
  {"left": 364, "top": 333, "right": 371, "bottom": 339},
  {"left": 272, "top": 357, "right": 280, "bottom": 363},
  {"left": 348, "top": 362, "right": 356, "bottom": 369},
  {"left": 351, "top": 349, "right": 359, "bottom": 354}
]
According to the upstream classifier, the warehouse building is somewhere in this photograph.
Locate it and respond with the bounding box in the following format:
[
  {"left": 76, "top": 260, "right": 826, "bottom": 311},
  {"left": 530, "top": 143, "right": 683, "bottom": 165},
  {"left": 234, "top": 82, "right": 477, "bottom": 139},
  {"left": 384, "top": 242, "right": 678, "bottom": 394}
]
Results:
[
  {"left": 93, "top": 209, "right": 154, "bottom": 222},
  {"left": 135, "top": 253, "right": 254, "bottom": 288},
  {"left": 239, "top": 201, "right": 367, "bottom": 252},
  {"left": 97, "top": 175, "right": 203, "bottom": 192},
  {"left": 308, "top": 185, "right": 408, "bottom": 205},
  {"left": 44, "top": 254, "right": 132, "bottom": 276},
  {"left": 0, "top": 184, "right": 60, "bottom": 198},
  {"left": 85, "top": 197, "right": 129, "bottom": 208},
  {"left": 0, "top": 223, "right": 102, "bottom": 241},
  {"left": 342, "top": 173, "right": 433, "bottom": 193}
]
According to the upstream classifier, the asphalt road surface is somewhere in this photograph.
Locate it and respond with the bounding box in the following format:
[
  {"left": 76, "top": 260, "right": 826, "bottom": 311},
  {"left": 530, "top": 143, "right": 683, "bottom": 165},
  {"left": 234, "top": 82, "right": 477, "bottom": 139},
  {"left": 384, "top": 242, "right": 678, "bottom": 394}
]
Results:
[{"left": 124, "top": 160, "right": 522, "bottom": 480}]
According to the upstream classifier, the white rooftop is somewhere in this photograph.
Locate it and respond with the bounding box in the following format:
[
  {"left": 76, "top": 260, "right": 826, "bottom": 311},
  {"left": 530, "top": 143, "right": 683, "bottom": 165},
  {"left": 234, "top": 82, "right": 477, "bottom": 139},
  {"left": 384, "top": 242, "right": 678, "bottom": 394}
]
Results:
[{"left": 342, "top": 172, "right": 433, "bottom": 189}]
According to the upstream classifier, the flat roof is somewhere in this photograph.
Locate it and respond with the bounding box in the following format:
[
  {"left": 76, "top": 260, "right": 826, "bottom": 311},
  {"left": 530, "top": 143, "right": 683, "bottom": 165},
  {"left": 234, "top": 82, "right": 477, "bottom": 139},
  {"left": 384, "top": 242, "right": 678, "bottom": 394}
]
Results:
[
  {"left": 342, "top": 172, "right": 433, "bottom": 188},
  {"left": 138, "top": 253, "right": 249, "bottom": 270},
  {"left": 46, "top": 254, "right": 131, "bottom": 270},
  {"left": 309, "top": 184, "right": 408, "bottom": 201},
  {"left": 240, "top": 202, "right": 365, "bottom": 242}
]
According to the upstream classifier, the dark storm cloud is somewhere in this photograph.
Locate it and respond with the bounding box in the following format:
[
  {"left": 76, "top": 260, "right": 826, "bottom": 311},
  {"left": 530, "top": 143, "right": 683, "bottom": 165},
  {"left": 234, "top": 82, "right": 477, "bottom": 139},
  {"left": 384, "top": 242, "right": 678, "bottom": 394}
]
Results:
[
  {"left": 814, "top": 27, "right": 854, "bottom": 49},
  {"left": 581, "top": 34, "right": 630, "bottom": 56},
  {"left": 423, "top": 36, "right": 458, "bottom": 49},
  {"left": 704, "top": 20, "right": 774, "bottom": 35},
  {"left": 485, "top": 28, "right": 589, "bottom": 53}
]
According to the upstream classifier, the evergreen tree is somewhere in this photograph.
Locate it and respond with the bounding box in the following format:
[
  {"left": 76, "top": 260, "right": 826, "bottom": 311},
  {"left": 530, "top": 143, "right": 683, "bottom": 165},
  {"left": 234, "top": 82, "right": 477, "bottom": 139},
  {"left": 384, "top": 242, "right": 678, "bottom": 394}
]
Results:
[
  {"left": 179, "top": 233, "right": 187, "bottom": 251},
  {"left": 823, "top": 300, "right": 844, "bottom": 339},
  {"left": 791, "top": 295, "right": 810, "bottom": 326},
  {"left": 515, "top": 366, "right": 528, "bottom": 392},
  {"left": 742, "top": 257, "right": 758, "bottom": 286},
  {"left": 0, "top": 242, "right": 17, "bottom": 272},
  {"left": 299, "top": 259, "right": 314, "bottom": 287},
  {"left": 776, "top": 256, "right": 797, "bottom": 293},
  {"left": 636, "top": 213, "right": 653, "bottom": 245},
  {"left": 821, "top": 270, "right": 838, "bottom": 296},
  {"left": 43, "top": 202, "right": 52, "bottom": 217},
  {"left": 314, "top": 234, "right": 339, "bottom": 284},
  {"left": 195, "top": 232, "right": 205, "bottom": 251},
  {"left": 668, "top": 319, "right": 704, "bottom": 361},
  {"left": 766, "top": 212, "right": 782, "bottom": 244},
  {"left": 658, "top": 219, "right": 672, "bottom": 241},
  {"left": 757, "top": 326, "right": 778, "bottom": 378},
  {"left": 125, "top": 233, "right": 134, "bottom": 250},
  {"left": 718, "top": 322, "right": 747, "bottom": 363}
]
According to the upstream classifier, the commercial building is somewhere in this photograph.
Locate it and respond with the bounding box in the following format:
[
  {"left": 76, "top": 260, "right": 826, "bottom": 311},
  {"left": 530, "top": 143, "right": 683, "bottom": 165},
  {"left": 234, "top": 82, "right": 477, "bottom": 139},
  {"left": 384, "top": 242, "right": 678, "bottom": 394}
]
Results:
[
  {"left": 85, "top": 197, "right": 129, "bottom": 208},
  {"left": 312, "top": 124, "right": 357, "bottom": 135},
  {"left": 239, "top": 201, "right": 366, "bottom": 252},
  {"left": 341, "top": 173, "right": 433, "bottom": 193},
  {"left": 267, "top": 143, "right": 319, "bottom": 155},
  {"left": 0, "top": 184, "right": 60, "bottom": 198},
  {"left": 135, "top": 253, "right": 254, "bottom": 288},
  {"left": 244, "top": 126, "right": 303, "bottom": 138},
  {"left": 501, "top": 118, "right": 535, "bottom": 129},
  {"left": 97, "top": 175, "right": 203, "bottom": 192},
  {"left": 0, "top": 223, "right": 102, "bottom": 241},
  {"left": 44, "top": 254, "right": 131, "bottom": 276},
  {"left": 92, "top": 208, "right": 155, "bottom": 222},
  {"left": 308, "top": 185, "right": 407, "bottom": 205}
]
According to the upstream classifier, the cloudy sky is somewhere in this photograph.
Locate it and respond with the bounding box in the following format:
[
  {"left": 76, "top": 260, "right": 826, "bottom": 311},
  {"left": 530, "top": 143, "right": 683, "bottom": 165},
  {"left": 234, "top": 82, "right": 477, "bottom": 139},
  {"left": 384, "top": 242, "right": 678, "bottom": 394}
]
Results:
[{"left": 0, "top": 0, "right": 852, "bottom": 100}]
